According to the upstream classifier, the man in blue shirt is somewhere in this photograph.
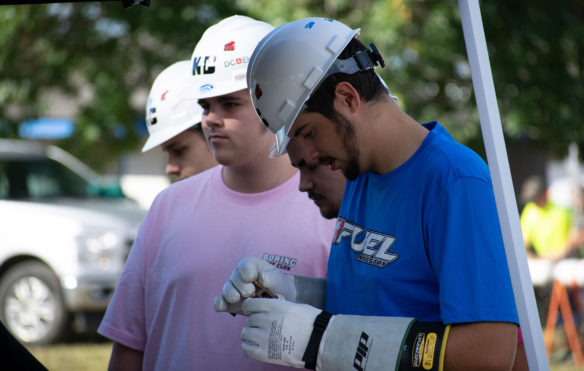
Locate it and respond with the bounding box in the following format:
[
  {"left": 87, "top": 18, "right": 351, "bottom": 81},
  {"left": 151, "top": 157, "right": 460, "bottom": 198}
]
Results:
[{"left": 216, "top": 17, "right": 519, "bottom": 370}]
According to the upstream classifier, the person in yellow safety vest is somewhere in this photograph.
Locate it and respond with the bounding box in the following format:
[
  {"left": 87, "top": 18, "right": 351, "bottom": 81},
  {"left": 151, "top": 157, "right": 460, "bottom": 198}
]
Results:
[{"left": 520, "top": 175, "right": 574, "bottom": 260}]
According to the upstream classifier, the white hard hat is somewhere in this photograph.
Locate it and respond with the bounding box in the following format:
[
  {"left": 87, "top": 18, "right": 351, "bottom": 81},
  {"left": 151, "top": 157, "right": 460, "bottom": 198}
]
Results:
[
  {"left": 190, "top": 15, "right": 274, "bottom": 99},
  {"left": 248, "top": 17, "right": 384, "bottom": 157},
  {"left": 142, "top": 60, "right": 202, "bottom": 152}
]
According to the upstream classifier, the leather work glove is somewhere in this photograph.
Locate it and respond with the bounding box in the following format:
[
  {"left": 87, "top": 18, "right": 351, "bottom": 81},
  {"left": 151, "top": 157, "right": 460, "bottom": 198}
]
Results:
[
  {"left": 239, "top": 298, "right": 449, "bottom": 371},
  {"left": 241, "top": 297, "right": 321, "bottom": 368},
  {"left": 214, "top": 257, "right": 297, "bottom": 314}
]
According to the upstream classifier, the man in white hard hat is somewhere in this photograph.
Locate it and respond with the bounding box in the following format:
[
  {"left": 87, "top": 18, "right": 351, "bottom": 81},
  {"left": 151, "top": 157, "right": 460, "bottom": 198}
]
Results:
[
  {"left": 142, "top": 60, "right": 217, "bottom": 181},
  {"left": 98, "top": 15, "right": 334, "bottom": 370},
  {"left": 216, "top": 18, "right": 519, "bottom": 370}
]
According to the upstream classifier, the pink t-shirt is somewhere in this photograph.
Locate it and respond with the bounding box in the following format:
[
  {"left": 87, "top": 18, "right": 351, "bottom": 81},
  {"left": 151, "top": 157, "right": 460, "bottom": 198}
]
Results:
[{"left": 98, "top": 166, "right": 335, "bottom": 370}]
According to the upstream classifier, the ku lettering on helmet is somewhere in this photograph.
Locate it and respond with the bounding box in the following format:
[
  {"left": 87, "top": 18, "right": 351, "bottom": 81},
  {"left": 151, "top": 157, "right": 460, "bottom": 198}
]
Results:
[
  {"left": 305, "top": 21, "right": 315, "bottom": 29},
  {"left": 161, "top": 90, "right": 168, "bottom": 101},
  {"left": 192, "top": 55, "right": 216, "bottom": 75}
]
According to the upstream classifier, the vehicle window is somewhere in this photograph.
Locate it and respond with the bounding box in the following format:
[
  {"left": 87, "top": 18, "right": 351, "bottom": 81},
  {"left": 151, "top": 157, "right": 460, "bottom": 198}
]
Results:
[
  {"left": 0, "top": 158, "right": 90, "bottom": 199},
  {"left": 0, "top": 167, "right": 8, "bottom": 199}
]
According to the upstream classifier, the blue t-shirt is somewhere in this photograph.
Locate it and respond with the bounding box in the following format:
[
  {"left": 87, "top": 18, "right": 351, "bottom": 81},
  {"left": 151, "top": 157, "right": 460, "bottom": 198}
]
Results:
[{"left": 327, "top": 122, "right": 518, "bottom": 325}]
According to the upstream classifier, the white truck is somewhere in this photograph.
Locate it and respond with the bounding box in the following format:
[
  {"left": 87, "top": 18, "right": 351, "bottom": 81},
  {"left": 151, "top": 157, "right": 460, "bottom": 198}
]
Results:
[{"left": 0, "top": 139, "right": 146, "bottom": 345}]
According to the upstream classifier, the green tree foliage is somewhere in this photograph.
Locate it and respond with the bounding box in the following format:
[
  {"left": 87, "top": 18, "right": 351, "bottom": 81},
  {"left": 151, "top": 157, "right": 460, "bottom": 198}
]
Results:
[
  {"left": 392, "top": 2, "right": 474, "bottom": 131},
  {"left": 388, "top": 0, "right": 584, "bottom": 159},
  {"left": 229, "top": 0, "right": 584, "bottom": 160},
  {"left": 482, "top": 0, "right": 584, "bottom": 159},
  {"left": 0, "top": 0, "right": 240, "bottom": 170},
  {"left": 1, "top": 0, "right": 582, "bottom": 169}
]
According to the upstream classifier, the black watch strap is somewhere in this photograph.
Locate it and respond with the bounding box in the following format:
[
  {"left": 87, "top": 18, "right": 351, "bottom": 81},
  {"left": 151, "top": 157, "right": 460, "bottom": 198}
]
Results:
[{"left": 302, "top": 310, "right": 333, "bottom": 370}]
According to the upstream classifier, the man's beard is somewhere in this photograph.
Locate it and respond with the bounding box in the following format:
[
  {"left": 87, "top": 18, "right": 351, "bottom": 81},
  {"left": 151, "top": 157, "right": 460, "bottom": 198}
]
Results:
[
  {"left": 309, "top": 192, "right": 339, "bottom": 219},
  {"left": 320, "top": 204, "right": 339, "bottom": 219},
  {"left": 334, "top": 113, "right": 361, "bottom": 181}
]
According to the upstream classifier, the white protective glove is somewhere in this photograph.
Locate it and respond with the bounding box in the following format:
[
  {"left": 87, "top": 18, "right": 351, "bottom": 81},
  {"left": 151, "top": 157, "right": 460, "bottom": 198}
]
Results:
[
  {"left": 240, "top": 298, "right": 449, "bottom": 371},
  {"left": 241, "top": 297, "right": 321, "bottom": 368},
  {"left": 214, "top": 257, "right": 297, "bottom": 314}
]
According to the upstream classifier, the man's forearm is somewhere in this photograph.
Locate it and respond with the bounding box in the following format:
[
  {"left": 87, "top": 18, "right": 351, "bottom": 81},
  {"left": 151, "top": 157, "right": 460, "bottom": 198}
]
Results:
[
  {"left": 444, "top": 322, "right": 517, "bottom": 371},
  {"left": 294, "top": 276, "right": 327, "bottom": 309},
  {"left": 108, "top": 342, "right": 144, "bottom": 371}
]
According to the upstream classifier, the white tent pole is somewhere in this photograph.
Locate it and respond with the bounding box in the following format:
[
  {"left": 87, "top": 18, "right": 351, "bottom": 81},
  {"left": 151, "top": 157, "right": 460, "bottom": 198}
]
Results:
[{"left": 457, "top": 1, "right": 549, "bottom": 369}]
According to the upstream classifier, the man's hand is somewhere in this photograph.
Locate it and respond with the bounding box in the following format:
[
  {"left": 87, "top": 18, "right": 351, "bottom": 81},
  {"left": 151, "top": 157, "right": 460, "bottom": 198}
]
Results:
[
  {"left": 241, "top": 297, "right": 321, "bottom": 368},
  {"left": 214, "top": 257, "right": 296, "bottom": 314}
]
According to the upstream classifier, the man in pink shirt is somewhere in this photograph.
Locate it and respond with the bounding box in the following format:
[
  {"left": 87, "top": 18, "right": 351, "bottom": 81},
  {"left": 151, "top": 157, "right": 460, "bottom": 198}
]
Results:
[{"left": 98, "top": 15, "right": 335, "bottom": 370}]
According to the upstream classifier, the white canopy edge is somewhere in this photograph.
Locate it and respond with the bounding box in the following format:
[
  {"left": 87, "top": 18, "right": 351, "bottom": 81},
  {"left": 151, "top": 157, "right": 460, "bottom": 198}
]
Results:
[{"left": 458, "top": 1, "right": 550, "bottom": 369}]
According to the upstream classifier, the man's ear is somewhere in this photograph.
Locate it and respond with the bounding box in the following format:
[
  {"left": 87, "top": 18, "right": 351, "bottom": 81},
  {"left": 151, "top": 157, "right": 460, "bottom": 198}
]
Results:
[{"left": 333, "top": 82, "right": 360, "bottom": 115}]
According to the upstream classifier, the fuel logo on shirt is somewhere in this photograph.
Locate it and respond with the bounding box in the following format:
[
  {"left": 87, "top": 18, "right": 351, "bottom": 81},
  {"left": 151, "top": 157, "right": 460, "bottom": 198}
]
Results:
[{"left": 333, "top": 218, "right": 398, "bottom": 268}]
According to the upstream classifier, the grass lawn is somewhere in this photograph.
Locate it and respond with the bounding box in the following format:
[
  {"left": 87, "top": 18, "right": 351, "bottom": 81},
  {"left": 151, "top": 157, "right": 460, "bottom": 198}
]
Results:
[
  {"left": 26, "top": 340, "right": 582, "bottom": 371},
  {"left": 28, "top": 342, "right": 112, "bottom": 371}
]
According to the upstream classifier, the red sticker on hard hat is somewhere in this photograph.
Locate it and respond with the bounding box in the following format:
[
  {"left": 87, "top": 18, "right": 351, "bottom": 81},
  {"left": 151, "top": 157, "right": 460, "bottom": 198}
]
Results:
[{"left": 255, "top": 84, "right": 263, "bottom": 99}]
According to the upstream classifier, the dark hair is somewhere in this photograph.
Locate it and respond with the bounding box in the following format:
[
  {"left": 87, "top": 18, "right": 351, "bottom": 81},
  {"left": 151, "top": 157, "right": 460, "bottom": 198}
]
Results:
[
  {"left": 520, "top": 175, "right": 545, "bottom": 205},
  {"left": 304, "top": 37, "right": 388, "bottom": 120}
]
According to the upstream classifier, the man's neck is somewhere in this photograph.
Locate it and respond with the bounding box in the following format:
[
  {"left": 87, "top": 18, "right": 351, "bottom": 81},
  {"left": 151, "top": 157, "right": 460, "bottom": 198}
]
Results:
[
  {"left": 221, "top": 155, "right": 297, "bottom": 194},
  {"left": 359, "top": 101, "right": 428, "bottom": 175}
]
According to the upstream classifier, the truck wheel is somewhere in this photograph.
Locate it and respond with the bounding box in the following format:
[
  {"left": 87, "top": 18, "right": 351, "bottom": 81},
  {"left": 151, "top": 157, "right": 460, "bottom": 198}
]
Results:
[{"left": 0, "top": 261, "right": 69, "bottom": 345}]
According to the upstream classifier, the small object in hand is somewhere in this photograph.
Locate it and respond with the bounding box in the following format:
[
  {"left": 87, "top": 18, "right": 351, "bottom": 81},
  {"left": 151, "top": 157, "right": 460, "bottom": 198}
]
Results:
[
  {"left": 231, "top": 280, "right": 276, "bottom": 316},
  {"left": 251, "top": 280, "right": 277, "bottom": 298}
]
